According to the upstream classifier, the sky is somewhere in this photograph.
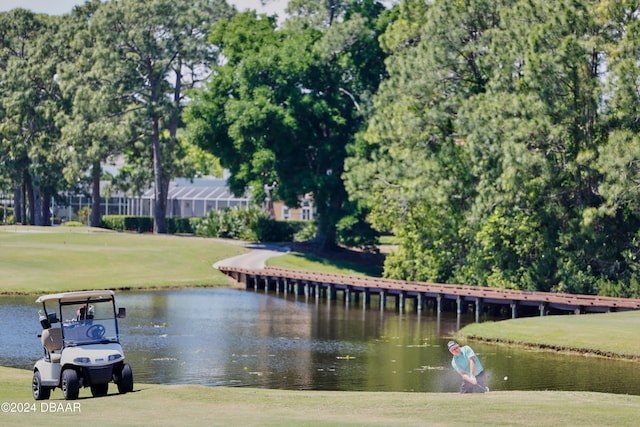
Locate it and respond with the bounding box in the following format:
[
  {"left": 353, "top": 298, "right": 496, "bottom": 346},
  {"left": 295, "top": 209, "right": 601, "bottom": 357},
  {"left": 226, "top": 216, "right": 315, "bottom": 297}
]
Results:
[{"left": 0, "top": 0, "right": 288, "bottom": 17}]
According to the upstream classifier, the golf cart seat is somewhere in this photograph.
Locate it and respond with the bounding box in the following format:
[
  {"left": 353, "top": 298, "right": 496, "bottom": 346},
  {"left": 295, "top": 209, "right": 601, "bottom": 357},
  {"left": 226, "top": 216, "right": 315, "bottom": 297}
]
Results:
[{"left": 41, "top": 328, "right": 63, "bottom": 363}]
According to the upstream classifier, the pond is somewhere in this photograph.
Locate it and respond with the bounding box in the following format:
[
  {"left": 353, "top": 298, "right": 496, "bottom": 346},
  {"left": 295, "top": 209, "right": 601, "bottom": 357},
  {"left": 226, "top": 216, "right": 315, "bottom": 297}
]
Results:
[{"left": 1, "top": 288, "right": 639, "bottom": 395}]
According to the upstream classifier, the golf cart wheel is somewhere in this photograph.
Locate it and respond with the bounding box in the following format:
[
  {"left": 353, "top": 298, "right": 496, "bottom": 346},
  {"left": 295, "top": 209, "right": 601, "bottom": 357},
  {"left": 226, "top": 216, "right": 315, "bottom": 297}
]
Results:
[
  {"left": 91, "top": 383, "right": 109, "bottom": 397},
  {"left": 117, "top": 363, "right": 134, "bottom": 394},
  {"left": 61, "top": 369, "right": 80, "bottom": 400},
  {"left": 32, "top": 371, "right": 51, "bottom": 400}
]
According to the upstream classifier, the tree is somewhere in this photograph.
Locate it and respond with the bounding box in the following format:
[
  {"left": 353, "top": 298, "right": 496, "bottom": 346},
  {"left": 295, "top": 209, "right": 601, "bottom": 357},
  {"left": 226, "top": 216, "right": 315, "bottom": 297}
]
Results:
[
  {"left": 86, "top": 0, "right": 234, "bottom": 233},
  {"left": 345, "top": 0, "right": 506, "bottom": 281},
  {"left": 54, "top": 0, "right": 127, "bottom": 227},
  {"left": 588, "top": 0, "right": 640, "bottom": 297},
  {"left": 346, "top": 0, "right": 640, "bottom": 297},
  {"left": 487, "top": 0, "right": 606, "bottom": 294},
  {"left": 187, "top": 2, "right": 390, "bottom": 248},
  {"left": 0, "top": 9, "right": 66, "bottom": 225}
]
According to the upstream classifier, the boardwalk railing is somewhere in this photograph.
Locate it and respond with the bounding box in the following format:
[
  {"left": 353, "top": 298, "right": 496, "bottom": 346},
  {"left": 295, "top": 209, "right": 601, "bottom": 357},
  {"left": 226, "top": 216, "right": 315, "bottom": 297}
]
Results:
[{"left": 217, "top": 265, "right": 640, "bottom": 321}]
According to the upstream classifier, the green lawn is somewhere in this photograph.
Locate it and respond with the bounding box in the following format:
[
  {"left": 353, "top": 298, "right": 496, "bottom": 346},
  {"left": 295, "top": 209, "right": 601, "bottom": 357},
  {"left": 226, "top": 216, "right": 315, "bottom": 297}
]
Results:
[
  {"left": 267, "top": 251, "right": 383, "bottom": 277},
  {"left": 2, "top": 366, "right": 639, "bottom": 427},
  {"left": 0, "top": 226, "right": 249, "bottom": 294},
  {"left": 459, "top": 310, "right": 640, "bottom": 358}
]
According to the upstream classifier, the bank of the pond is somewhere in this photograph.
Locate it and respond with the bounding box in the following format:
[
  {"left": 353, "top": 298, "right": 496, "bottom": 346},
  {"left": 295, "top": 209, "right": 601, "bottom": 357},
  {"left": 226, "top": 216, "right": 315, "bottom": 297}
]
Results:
[
  {"left": 458, "top": 310, "right": 640, "bottom": 361},
  {"left": 1, "top": 367, "right": 638, "bottom": 427}
]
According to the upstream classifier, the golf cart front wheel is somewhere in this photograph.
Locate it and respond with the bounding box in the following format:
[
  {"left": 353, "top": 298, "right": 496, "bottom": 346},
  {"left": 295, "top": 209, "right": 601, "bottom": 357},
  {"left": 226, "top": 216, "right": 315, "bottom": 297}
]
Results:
[
  {"left": 91, "top": 383, "right": 109, "bottom": 397},
  {"left": 62, "top": 369, "right": 80, "bottom": 400},
  {"left": 116, "top": 363, "right": 133, "bottom": 394},
  {"left": 32, "top": 371, "right": 51, "bottom": 400}
]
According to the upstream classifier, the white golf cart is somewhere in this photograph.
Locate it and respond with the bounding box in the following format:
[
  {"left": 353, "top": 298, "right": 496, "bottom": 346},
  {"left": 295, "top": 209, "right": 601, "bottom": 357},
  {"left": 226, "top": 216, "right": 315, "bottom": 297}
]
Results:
[{"left": 32, "top": 290, "right": 133, "bottom": 400}]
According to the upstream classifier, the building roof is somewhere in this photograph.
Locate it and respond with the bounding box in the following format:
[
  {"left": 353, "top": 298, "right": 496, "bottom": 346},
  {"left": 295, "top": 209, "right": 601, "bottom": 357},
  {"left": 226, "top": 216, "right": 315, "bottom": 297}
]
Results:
[{"left": 104, "top": 178, "right": 251, "bottom": 203}]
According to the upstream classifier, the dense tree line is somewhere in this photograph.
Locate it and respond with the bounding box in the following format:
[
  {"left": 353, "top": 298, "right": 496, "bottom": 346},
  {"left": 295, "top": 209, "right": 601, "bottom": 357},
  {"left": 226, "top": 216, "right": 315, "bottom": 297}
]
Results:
[
  {"left": 345, "top": 0, "right": 640, "bottom": 297},
  {"left": 0, "top": 0, "right": 232, "bottom": 231},
  {"left": 2, "top": 0, "right": 640, "bottom": 297}
]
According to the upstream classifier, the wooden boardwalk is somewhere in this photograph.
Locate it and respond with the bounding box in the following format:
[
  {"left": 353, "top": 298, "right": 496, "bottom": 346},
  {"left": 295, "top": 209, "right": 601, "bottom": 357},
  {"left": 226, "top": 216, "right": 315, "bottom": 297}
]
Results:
[{"left": 217, "top": 265, "right": 640, "bottom": 321}]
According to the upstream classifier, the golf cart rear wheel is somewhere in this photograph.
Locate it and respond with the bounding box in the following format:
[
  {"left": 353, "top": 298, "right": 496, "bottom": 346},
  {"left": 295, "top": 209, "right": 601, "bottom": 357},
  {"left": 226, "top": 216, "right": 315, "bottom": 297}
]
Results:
[
  {"left": 91, "top": 383, "right": 109, "bottom": 397},
  {"left": 32, "top": 371, "right": 51, "bottom": 400},
  {"left": 62, "top": 369, "right": 80, "bottom": 400},
  {"left": 117, "top": 363, "right": 133, "bottom": 393}
]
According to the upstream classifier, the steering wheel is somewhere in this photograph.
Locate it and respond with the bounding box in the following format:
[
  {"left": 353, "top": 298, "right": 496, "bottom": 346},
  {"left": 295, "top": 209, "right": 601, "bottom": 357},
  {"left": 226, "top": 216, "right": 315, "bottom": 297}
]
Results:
[{"left": 86, "top": 324, "right": 106, "bottom": 340}]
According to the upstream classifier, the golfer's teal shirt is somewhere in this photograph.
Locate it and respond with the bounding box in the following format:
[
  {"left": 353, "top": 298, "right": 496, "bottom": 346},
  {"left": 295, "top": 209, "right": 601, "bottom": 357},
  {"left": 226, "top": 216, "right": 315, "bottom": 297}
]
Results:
[{"left": 451, "top": 345, "right": 484, "bottom": 376}]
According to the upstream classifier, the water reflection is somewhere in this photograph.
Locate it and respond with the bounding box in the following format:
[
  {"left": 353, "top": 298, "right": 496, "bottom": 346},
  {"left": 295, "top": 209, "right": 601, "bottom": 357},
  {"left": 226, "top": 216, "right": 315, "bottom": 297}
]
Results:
[{"left": 1, "top": 288, "right": 639, "bottom": 395}]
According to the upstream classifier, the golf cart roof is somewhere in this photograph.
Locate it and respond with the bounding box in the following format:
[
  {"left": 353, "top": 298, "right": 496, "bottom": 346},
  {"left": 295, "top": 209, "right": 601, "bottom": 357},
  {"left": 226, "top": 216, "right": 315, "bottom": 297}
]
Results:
[{"left": 36, "top": 290, "right": 115, "bottom": 304}]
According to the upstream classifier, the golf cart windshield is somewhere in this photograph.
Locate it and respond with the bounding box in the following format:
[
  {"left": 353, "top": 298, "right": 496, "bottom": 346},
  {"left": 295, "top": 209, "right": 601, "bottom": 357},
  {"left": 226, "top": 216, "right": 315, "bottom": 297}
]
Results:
[{"left": 60, "top": 299, "right": 119, "bottom": 346}]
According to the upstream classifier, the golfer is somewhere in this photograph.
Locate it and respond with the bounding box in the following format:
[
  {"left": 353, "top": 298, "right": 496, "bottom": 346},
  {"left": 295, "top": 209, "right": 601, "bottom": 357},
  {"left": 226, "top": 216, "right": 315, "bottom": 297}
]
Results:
[{"left": 448, "top": 340, "right": 488, "bottom": 393}]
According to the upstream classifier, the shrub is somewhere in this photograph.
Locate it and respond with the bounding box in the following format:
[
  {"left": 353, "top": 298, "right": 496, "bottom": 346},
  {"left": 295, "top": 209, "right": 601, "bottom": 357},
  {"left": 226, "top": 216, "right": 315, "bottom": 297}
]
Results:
[
  {"left": 78, "top": 207, "right": 91, "bottom": 225},
  {"left": 292, "top": 221, "right": 316, "bottom": 242},
  {"left": 101, "top": 215, "right": 196, "bottom": 234},
  {"left": 196, "top": 206, "right": 270, "bottom": 240},
  {"left": 195, "top": 206, "right": 314, "bottom": 242},
  {"left": 0, "top": 206, "right": 13, "bottom": 223},
  {"left": 188, "top": 217, "right": 201, "bottom": 231},
  {"left": 166, "top": 217, "right": 195, "bottom": 234},
  {"left": 0, "top": 206, "right": 13, "bottom": 224},
  {"left": 195, "top": 209, "right": 224, "bottom": 237},
  {"left": 336, "top": 214, "right": 380, "bottom": 252},
  {"left": 100, "top": 210, "right": 314, "bottom": 242},
  {"left": 61, "top": 221, "right": 85, "bottom": 227},
  {"left": 100, "top": 215, "right": 153, "bottom": 233}
]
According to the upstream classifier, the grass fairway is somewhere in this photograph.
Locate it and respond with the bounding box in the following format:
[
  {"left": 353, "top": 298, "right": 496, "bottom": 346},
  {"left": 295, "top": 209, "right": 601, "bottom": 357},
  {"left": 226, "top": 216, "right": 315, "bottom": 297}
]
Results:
[
  {"left": 267, "top": 252, "right": 383, "bottom": 277},
  {"left": 2, "top": 367, "right": 639, "bottom": 427},
  {"left": 459, "top": 310, "right": 640, "bottom": 358},
  {"left": 0, "top": 226, "right": 249, "bottom": 294}
]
